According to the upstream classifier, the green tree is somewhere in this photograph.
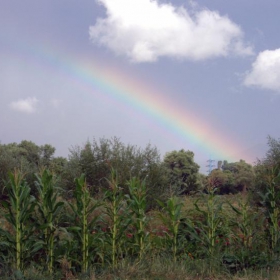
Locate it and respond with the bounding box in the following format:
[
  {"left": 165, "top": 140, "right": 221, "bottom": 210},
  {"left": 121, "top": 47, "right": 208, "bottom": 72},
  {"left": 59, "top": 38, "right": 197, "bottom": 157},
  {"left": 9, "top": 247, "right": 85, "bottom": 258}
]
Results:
[
  {"left": 254, "top": 136, "right": 280, "bottom": 205},
  {"left": 163, "top": 149, "right": 200, "bottom": 195},
  {"left": 39, "top": 144, "right": 56, "bottom": 167},
  {"left": 222, "top": 160, "right": 255, "bottom": 194},
  {"left": 207, "top": 169, "right": 228, "bottom": 190},
  {"left": 265, "top": 136, "right": 280, "bottom": 166},
  {"left": 65, "top": 137, "right": 166, "bottom": 208},
  {"left": 0, "top": 142, "right": 35, "bottom": 196},
  {"left": 0, "top": 141, "right": 65, "bottom": 196}
]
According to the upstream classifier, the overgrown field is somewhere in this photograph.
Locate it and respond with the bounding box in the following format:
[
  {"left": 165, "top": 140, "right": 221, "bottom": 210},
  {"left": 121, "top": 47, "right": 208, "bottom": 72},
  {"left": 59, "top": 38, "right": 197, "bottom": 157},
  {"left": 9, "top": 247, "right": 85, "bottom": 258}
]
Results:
[{"left": 1, "top": 168, "right": 280, "bottom": 280}]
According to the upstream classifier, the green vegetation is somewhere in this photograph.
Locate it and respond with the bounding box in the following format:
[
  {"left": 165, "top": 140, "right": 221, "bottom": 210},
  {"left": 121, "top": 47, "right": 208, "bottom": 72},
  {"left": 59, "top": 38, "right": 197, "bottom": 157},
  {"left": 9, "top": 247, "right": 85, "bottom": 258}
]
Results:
[
  {"left": 0, "top": 136, "right": 280, "bottom": 279},
  {"left": 126, "top": 177, "right": 149, "bottom": 260},
  {"left": 68, "top": 174, "right": 100, "bottom": 273},
  {"left": 103, "top": 169, "right": 131, "bottom": 268},
  {"left": 1, "top": 170, "right": 36, "bottom": 271},
  {"left": 35, "top": 169, "right": 64, "bottom": 274}
]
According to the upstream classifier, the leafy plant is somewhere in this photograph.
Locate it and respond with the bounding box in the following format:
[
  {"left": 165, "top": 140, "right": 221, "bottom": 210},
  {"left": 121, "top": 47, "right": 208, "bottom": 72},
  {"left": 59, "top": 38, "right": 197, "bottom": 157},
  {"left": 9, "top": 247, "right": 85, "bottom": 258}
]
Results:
[
  {"left": 226, "top": 197, "right": 264, "bottom": 270},
  {"left": 157, "top": 196, "right": 183, "bottom": 261},
  {"left": 258, "top": 165, "right": 280, "bottom": 255},
  {"left": 103, "top": 169, "right": 131, "bottom": 268},
  {"left": 193, "top": 186, "right": 224, "bottom": 268},
  {"left": 68, "top": 174, "right": 101, "bottom": 273},
  {"left": 1, "top": 170, "right": 36, "bottom": 271},
  {"left": 126, "top": 177, "right": 149, "bottom": 260},
  {"left": 35, "top": 169, "right": 64, "bottom": 274},
  {"left": 228, "top": 197, "right": 259, "bottom": 249}
]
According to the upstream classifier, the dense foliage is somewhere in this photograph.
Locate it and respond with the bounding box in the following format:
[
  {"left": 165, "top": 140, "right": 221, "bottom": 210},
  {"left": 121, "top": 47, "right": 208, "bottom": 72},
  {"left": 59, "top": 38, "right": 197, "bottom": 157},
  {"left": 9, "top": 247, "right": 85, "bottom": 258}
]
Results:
[
  {"left": 163, "top": 149, "right": 200, "bottom": 195},
  {"left": 0, "top": 137, "right": 259, "bottom": 200},
  {"left": 0, "top": 136, "right": 280, "bottom": 278},
  {"left": 64, "top": 137, "right": 167, "bottom": 208}
]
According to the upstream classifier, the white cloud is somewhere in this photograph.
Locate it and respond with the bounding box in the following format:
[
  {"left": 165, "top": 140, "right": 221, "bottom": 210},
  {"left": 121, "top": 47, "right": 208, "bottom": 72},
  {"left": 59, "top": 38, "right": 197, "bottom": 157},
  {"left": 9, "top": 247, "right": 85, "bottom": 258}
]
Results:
[
  {"left": 10, "top": 97, "right": 38, "bottom": 114},
  {"left": 244, "top": 49, "right": 280, "bottom": 93},
  {"left": 89, "top": 0, "right": 253, "bottom": 62}
]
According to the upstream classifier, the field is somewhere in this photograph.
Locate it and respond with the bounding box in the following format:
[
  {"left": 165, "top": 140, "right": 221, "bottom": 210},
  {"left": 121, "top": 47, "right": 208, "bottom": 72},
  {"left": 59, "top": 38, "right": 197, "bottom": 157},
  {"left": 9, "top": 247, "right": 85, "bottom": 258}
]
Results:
[{"left": 1, "top": 170, "right": 280, "bottom": 279}]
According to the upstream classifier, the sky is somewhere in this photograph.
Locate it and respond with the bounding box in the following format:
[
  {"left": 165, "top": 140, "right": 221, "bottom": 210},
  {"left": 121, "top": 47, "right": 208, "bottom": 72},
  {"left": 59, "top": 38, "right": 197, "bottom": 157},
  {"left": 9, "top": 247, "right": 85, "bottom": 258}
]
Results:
[{"left": 1, "top": 0, "right": 280, "bottom": 173}]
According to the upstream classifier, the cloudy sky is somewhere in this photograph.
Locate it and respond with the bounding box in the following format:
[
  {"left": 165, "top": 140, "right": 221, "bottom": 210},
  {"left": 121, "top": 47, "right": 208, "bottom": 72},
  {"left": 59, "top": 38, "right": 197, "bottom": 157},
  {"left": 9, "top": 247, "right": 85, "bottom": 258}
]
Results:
[{"left": 1, "top": 0, "right": 280, "bottom": 173}]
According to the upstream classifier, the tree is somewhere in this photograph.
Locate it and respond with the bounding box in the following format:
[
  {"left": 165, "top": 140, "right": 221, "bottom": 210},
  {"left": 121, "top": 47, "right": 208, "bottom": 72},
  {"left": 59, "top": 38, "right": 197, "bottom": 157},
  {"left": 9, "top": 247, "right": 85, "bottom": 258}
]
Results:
[
  {"left": 207, "top": 169, "right": 228, "bottom": 188},
  {"left": 222, "top": 160, "right": 255, "bottom": 194},
  {"left": 163, "top": 149, "right": 200, "bottom": 195},
  {"left": 18, "top": 140, "right": 41, "bottom": 167},
  {"left": 254, "top": 136, "right": 280, "bottom": 204},
  {"left": 39, "top": 144, "right": 56, "bottom": 167},
  {"left": 265, "top": 136, "right": 280, "bottom": 166},
  {"left": 0, "top": 142, "right": 35, "bottom": 196},
  {"left": 207, "top": 169, "right": 235, "bottom": 194},
  {"left": 65, "top": 137, "right": 166, "bottom": 208},
  {"left": 206, "top": 159, "right": 255, "bottom": 195},
  {"left": 0, "top": 141, "right": 64, "bottom": 196}
]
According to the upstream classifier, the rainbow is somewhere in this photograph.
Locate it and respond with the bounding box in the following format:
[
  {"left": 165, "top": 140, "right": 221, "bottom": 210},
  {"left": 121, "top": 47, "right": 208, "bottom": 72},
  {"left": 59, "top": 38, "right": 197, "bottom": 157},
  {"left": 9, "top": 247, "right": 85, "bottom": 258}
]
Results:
[
  {"left": 3, "top": 36, "right": 255, "bottom": 164},
  {"left": 62, "top": 55, "right": 254, "bottom": 163}
]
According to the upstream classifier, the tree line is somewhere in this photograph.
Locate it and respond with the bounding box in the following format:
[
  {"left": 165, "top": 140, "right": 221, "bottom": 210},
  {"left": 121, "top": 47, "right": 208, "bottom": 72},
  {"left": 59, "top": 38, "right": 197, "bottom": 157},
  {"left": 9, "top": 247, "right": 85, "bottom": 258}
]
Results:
[{"left": 1, "top": 136, "right": 279, "bottom": 204}]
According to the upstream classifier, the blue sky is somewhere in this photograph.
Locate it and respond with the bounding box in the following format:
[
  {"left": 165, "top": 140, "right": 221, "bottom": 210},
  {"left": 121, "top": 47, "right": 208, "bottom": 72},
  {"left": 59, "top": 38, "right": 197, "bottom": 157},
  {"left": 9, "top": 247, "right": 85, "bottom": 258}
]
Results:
[{"left": 1, "top": 0, "right": 280, "bottom": 173}]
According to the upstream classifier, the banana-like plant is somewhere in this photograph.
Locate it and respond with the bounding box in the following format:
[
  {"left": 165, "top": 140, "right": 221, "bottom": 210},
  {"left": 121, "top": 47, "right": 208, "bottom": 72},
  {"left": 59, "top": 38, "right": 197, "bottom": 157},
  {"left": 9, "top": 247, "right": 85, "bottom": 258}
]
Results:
[
  {"left": 1, "top": 170, "right": 36, "bottom": 271},
  {"left": 35, "top": 169, "right": 64, "bottom": 274},
  {"left": 68, "top": 174, "right": 101, "bottom": 273}
]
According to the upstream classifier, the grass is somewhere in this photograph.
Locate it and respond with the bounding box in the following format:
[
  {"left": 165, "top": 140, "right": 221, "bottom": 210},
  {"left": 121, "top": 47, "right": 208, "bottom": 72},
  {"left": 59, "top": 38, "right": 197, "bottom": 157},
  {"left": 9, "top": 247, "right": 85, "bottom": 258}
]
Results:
[{"left": 0, "top": 257, "right": 278, "bottom": 280}]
